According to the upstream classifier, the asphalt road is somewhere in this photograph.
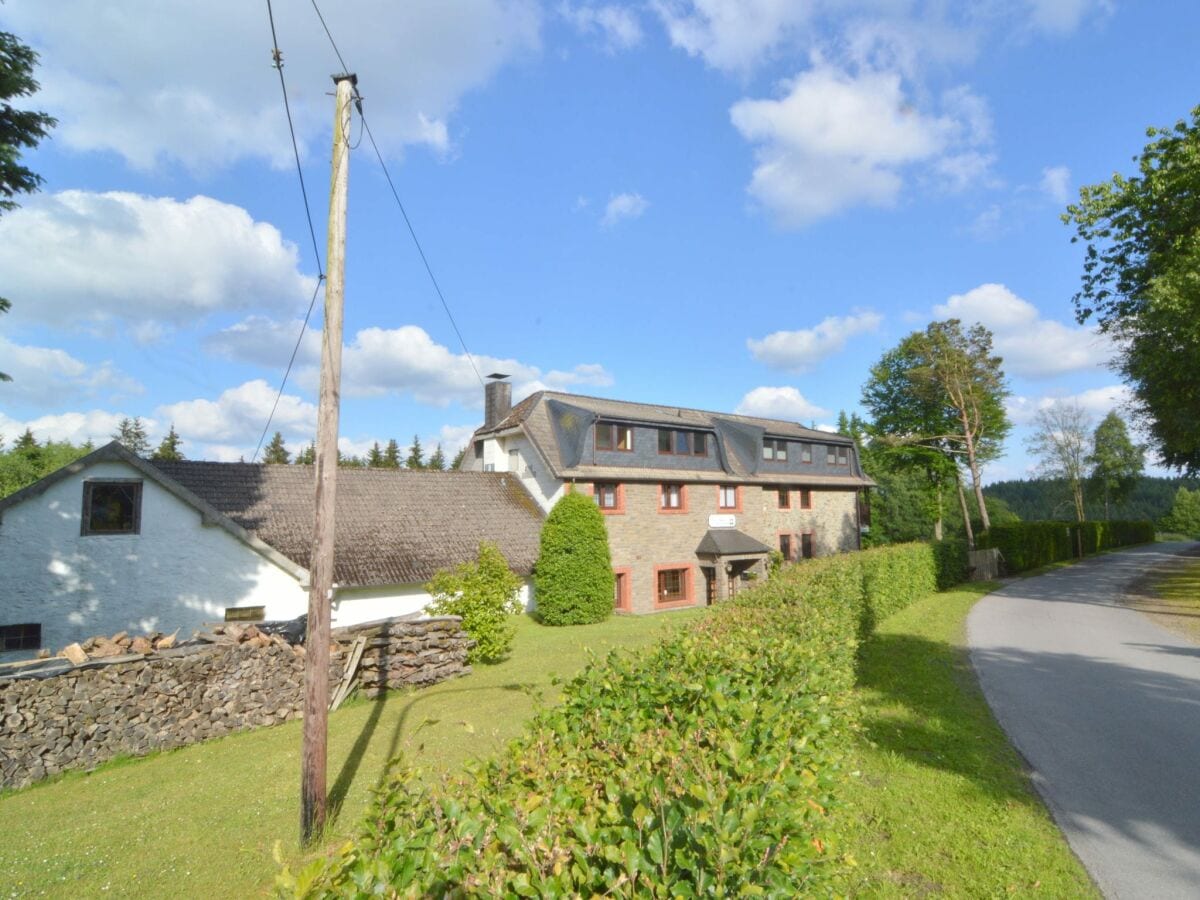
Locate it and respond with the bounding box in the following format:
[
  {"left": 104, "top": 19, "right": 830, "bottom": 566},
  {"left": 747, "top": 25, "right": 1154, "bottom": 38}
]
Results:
[{"left": 968, "top": 542, "right": 1200, "bottom": 900}]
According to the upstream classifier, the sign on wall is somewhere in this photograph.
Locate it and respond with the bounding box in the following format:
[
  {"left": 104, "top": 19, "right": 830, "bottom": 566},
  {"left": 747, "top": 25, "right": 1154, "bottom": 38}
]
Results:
[{"left": 709, "top": 514, "right": 736, "bottom": 529}]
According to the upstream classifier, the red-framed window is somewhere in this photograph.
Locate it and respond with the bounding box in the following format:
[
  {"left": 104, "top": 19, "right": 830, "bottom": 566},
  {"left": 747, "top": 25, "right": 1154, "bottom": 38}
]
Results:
[
  {"left": 762, "top": 438, "right": 788, "bottom": 462},
  {"left": 718, "top": 485, "right": 741, "bottom": 511},
  {"left": 658, "top": 483, "right": 688, "bottom": 513},
  {"left": 799, "top": 488, "right": 813, "bottom": 510},
  {"left": 595, "top": 423, "right": 633, "bottom": 452},
  {"left": 658, "top": 429, "right": 707, "bottom": 456},
  {"left": 654, "top": 564, "right": 695, "bottom": 609},
  {"left": 779, "top": 533, "right": 793, "bottom": 562},
  {"left": 593, "top": 482, "right": 625, "bottom": 514},
  {"left": 801, "top": 531, "right": 816, "bottom": 559},
  {"left": 777, "top": 487, "right": 791, "bottom": 509}
]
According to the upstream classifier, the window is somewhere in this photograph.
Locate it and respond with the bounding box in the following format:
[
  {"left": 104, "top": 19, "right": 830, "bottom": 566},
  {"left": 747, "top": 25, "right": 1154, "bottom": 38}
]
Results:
[
  {"left": 826, "top": 445, "right": 850, "bottom": 466},
  {"left": 658, "top": 429, "right": 707, "bottom": 456},
  {"left": 594, "top": 482, "right": 623, "bottom": 513},
  {"left": 799, "top": 489, "right": 813, "bottom": 510},
  {"left": 82, "top": 481, "right": 142, "bottom": 535},
  {"left": 659, "top": 483, "right": 686, "bottom": 512},
  {"left": 762, "top": 438, "right": 788, "bottom": 462},
  {"left": 0, "top": 623, "right": 40, "bottom": 652},
  {"left": 718, "top": 485, "right": 739, "bottom": 510},
  {"left": 655, "top": 566, "right": 692, "bottom": 607},
  {"left": 595, "top": 423, "right": 633, "bottom": 452},
  {"left": 801, "top": 531, "right": 815, "bottom": 559},
  {"left": 777, "top": 487, "right": 791, "bottom": 509},
  {"left": 779, "top": 534, "right": 793, "bottom": 561},
  {"left": 473, "top": 440, "right": 484, "bottom": 460},
  {"left": 800, "top": 444, "right": 812, "bottom": 464},
  {"left": 224, "top": 606, "right": 265, "bottom": 623}
]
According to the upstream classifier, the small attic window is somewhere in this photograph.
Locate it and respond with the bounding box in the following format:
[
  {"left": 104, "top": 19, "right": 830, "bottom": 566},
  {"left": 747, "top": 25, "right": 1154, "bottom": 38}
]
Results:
[{"left": 81, "top": 480, "right": 142, "bottom": 536}]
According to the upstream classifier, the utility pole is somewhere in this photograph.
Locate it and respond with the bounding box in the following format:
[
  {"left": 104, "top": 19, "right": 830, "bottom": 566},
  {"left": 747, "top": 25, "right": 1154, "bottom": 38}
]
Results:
[{"left": 301, "top": 71, "right": 355, "bottom": 846}]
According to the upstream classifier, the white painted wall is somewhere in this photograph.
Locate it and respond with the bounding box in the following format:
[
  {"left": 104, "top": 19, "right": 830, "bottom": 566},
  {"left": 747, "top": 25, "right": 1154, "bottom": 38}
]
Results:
[
  {"left": 496, "top": 434, "right": 565, "bottom": 513},
  {"left": 335, "top": 577, "right": 535, "bottom": 623},
  {"left": 0, "top": 461, "right": 309, "bottom": 656}
]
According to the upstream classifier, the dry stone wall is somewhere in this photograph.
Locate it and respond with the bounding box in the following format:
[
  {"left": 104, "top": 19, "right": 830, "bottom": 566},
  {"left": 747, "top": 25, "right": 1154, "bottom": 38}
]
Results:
[{"left": 0, "top": 616, "right": 471, "bottom": 790}]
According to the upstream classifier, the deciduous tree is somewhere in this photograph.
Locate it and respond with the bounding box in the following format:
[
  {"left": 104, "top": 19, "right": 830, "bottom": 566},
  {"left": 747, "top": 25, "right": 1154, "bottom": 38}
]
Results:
[
  {"left": 862, "top": 319, "right": 1010, "bottom": 545},
  {"left": 1089, "top": 412, "right": 1144, "bottom": 520},
  {"left": 1065, "top": 105, "right": 1200, "bottom": 471},
  {"left": 1027, "top": 401, "right": 1092, "bottom": 522}
]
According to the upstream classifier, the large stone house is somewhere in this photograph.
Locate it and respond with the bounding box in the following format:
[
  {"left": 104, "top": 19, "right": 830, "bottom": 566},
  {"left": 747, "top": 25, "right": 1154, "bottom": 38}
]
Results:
[
  {"left": 0, "top": 442, "right": 543, "bottom": 658},
  {"left": 463, "top": 377, "right": 874, "bottom": 613}
]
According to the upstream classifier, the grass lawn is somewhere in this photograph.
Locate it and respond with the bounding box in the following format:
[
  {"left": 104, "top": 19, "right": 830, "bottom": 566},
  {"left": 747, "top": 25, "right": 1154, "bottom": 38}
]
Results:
[
  {"left": 0, "top": 611, "right": 705, "bottom": 899},
  {"left": 841, "top": 583, "right": 1098, "bottom": 897}
]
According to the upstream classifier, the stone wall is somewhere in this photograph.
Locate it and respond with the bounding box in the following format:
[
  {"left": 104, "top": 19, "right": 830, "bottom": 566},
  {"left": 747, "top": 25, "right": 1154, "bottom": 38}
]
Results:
[{"left": 0, "top": 616, "right": 471, "bottom": 791}]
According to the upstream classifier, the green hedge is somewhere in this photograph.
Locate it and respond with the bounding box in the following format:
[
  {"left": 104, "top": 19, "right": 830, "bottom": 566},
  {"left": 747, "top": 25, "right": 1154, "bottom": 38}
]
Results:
[
  {"left": 283, "top": 543, "right": 957, "bottom": 897},
  {"left": 977, "top": 520, "right": 1155, "bottom": 573}
]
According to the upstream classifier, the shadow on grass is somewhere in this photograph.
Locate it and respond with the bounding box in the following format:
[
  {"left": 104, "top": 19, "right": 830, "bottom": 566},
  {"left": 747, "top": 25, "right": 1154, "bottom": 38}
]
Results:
[{"left": 855, "top": 628, "right": 1041, "bottom": 809}]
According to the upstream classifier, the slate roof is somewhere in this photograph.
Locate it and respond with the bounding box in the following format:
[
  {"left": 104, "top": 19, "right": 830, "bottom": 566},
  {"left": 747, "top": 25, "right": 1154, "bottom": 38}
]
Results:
[
  {"left": 473, "top": 390, "right": 874, "bottom": 487},
  {"left": 695, "top": 528, "right": 772, "bottom": 557},
  {"left": 150, "top": 460, "right": 545, "bottom": 587}
]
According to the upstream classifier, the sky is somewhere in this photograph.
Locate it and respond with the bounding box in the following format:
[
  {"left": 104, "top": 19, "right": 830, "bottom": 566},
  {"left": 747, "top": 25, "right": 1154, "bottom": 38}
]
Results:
[{"left": 0, "top": 0, "right": 1195, "bottom": 481}]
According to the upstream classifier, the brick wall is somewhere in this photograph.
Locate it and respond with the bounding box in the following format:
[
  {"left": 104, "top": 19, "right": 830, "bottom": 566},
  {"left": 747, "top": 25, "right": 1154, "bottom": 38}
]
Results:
[{"left": 592, "top": 481, "right": 860, "bottom": 614}]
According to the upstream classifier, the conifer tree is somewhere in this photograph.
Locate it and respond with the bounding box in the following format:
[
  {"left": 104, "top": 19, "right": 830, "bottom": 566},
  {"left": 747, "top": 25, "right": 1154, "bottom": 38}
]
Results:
[
  {"left": 151, "top": 424, "right": 185, "bottom": 461},
  {"left": 263, "top": 431, "right": 290, "bottom": 464},
  {"left": 112, "top": 417, "right": 150, "bottom": 456},
  {"left": 428, "top": 444, "right": 446, "bottom": 471},
  {"left": 451, "top": 446, "right": 467, "bottom": 469},
  {"left": 406, "top": 434, "right": 425, "bottom": 470},
  {"left": 367, "top": 442, "right": 385, "bottom": 468},
  {"left": 383, "top": 439, "right": 401, "bottom": 468}
]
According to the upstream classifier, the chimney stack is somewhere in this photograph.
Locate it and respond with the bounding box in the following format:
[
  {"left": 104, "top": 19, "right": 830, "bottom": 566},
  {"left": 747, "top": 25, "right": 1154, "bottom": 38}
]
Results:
[{"left": 484, "top": 373, "right": 511, "bottom": 429}]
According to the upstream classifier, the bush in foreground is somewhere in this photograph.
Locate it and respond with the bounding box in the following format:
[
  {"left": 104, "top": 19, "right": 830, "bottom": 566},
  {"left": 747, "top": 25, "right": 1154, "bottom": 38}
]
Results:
[
  {"left": 425, "top": 542, "right": 522, "bottom": 663},
  {"left": 283, "top": 542, "right": 958, "bottom": 897},
  {"left": 533, "top": 490, "right": 614, "bottom": 625}
]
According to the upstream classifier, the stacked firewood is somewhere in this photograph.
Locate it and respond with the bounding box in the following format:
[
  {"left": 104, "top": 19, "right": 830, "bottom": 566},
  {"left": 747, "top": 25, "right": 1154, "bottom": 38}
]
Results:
[
  {"left": 57, "top": 629, "right": 181, "bottom": 665},
  {"left": 195, "top": 623, "right": 301, "bottom": 654}
]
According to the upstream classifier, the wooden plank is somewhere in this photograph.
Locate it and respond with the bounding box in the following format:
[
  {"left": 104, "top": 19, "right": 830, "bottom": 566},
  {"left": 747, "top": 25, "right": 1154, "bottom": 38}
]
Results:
[{"left": 329, "top": 636, "right": 367, "bottom": 712}]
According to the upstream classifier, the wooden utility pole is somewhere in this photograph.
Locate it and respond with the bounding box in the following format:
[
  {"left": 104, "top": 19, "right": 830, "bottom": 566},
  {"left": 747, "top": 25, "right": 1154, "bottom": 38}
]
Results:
[{"left": 301, "top": 71, "right": 355, "bottom": 846}]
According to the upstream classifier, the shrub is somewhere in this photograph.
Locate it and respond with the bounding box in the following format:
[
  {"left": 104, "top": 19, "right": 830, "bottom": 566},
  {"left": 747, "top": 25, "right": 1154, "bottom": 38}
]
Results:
[
  {"left": 283, "top": 543, "right": 960, "bottom": 897},
  {"left": 425, "top": 542, "right": 522, "bottom": 663},
  {"left": 932, "top": 539, "right": 969, "bottom": 589},
  {"left": 533, "top": 490, "right": 614, "bottom": 626},
  {"left": 977, "top": 520, "right": 1155, "bottom": 573}
]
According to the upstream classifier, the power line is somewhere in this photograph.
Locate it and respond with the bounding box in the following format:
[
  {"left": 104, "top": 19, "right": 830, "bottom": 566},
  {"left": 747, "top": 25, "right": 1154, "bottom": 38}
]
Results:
[
  {"left": 307, "top": 0, "right": 485, "bottom": 390},
  {"left": 255, "top": 0, "right": 327, "bottom": 462}
]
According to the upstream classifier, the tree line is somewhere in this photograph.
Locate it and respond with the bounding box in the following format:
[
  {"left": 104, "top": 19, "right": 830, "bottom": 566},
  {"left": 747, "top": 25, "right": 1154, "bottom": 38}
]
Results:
[{"left": 259, "top": 431, "right": 466, "bottom": 470}]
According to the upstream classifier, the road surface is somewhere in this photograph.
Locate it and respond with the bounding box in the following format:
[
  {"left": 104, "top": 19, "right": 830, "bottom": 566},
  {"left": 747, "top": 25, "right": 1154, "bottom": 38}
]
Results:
[{"left": 968, "top": 542, "right": 1200, "bottom": 899}]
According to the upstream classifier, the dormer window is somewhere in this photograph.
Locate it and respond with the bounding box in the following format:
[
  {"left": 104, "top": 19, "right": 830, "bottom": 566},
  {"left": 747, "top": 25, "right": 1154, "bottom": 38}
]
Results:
[
  {"left": 595, "top": 423, "right": 633, "bottom": 452},
  {"left": 658, "top": 429, "right": 706, "bottom": 456},
  {"left": 827, "top": 445, "right": 850, "bottom": 466},
  {"left": 81, "top": 480, "right": 142, "bottom": 535},
  {"left": 762, "top": 438, "right": 788, "bottom": 462}
]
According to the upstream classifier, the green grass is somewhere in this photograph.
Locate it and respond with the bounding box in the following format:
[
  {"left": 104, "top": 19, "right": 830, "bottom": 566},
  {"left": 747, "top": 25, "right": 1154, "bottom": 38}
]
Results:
[
  {"left": 0, "top": 611, "right": 705, "bottom": 898},
  {"left": 1153, "top": 557, "right": 1200, "bottom": 604},
  {"left": 841, "top": 583, "right": 1098, "bottom": 897}
]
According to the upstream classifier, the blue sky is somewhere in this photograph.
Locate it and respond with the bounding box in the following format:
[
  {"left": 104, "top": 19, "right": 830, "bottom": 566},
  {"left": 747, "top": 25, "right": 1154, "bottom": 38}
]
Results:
[{"left": 0, "top": 1, "right": 1194, "bottom": 480}]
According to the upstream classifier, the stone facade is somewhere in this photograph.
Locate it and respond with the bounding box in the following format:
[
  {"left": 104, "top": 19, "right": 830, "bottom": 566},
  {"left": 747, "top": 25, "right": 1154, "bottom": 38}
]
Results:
[
  {"left": 593, "top": 482, "right": 860, "bottom": 614},
  {"left": 0, "top": 617, "right": 471, "bottom": 790}
]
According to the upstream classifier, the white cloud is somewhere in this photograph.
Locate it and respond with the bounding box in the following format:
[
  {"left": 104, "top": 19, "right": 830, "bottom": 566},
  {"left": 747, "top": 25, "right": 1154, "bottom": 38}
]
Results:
[
  {"left": 0, "top": 409, "right": 145, "bottom": 448},
  {"left": 1007, "top": 385, "right": 1132, "bottom": 426},
  {"left": 652, "top": 0, "right": 815, "bottom": 72},
  {"left": 561, "top": 3, "right": 643, "bottom": 50},
  {"left": 6, "top": 1, "right": 541, "bottom": 171},
  {"left": 747, "top": 312, "right": 882, "bottom": 371},
  {"left": 730, "top": 66, "right": 994, "bottom": 226},
  {"left": 735, "top": 386, "right": 830, "bottom": 421},
  {"left": 0, "top": 192, "right": 315, "bottom": 329},
  {"left": 203, "top": 316, "right": 322, "bottom": 369},
  {"left": 601, "top": 192, "right": 650, "bottom": 226},
  {"left": 1025, "top": 0, "right": 1111, "bottom": 34},
  {"left": 934, "top": 283, "right": 1113, "bottom": 379},
  {"left": 1040, "top": 165, "right": 1071, "bottom": 204},
  {"left": 0, "top": 337, "right": 142, "bottom": 408},
  {"left": 156, "top": 380, "right": 317, "bottom": 447}
]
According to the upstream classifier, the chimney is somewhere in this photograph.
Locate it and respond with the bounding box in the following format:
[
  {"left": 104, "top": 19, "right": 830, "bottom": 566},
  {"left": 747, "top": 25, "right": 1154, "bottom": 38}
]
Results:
[{"left": 484, "top": 373, "right": 511, "bottom": 429}]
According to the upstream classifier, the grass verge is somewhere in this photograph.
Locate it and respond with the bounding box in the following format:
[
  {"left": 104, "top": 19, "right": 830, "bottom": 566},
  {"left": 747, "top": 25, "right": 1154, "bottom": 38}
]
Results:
[
  {"left": 1124, "top": 550, "right": 1200, "bottom": 644},
  {"left": 0, "top": 611, "right": 704, "bottom": 898},
  {"left": 841, "top": 583, "right": 1098, "bottom": 897}
]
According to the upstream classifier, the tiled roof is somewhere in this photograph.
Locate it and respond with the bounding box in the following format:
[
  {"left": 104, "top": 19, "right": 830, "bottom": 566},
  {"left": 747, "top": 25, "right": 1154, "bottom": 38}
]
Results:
[{"left": 150, "top": 461, "right": 544, "bottom": 587}]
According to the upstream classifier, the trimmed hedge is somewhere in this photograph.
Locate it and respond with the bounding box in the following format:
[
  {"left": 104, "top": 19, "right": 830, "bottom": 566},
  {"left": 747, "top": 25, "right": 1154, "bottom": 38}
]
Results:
[
  {"left": 283, "top": 543, "right": 957, "bottom": 897},
  {"left": 534, "top": 491, "right": 615, "bottom": 625},
  {"left": 977, "top": 520, "right": 1155, "bottom": 574}
]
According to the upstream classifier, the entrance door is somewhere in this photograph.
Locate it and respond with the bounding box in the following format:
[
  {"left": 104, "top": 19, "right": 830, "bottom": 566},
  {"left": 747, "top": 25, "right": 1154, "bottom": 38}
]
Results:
[{"left": 701, "top": 566, "right": 716, "bottom": 605}]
